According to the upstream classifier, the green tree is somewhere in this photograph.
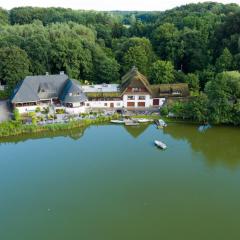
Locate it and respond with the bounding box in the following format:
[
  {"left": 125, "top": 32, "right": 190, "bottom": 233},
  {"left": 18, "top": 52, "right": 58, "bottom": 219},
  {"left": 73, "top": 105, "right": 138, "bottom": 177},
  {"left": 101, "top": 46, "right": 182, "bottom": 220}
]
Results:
[
  {"left": 215, "top": 48, "right": 233, "bottom": 72},
  {"left": 150, "top": 60, "right": 174, "bottom": 84},
  {"left": 123, "top": 45, "right": 149, "bottom": 75},
  {"left": 185, "top": 73, "right": 200, "bottom": 92},
  {"left": 205, "top": 71, "right": 240, "bottom": 125},
  {"left": 0, "top": 46, "right": 30, "bottom": 91},
  {"left": 13, "top": 109, "right": 21, "bottom": 121},
  {"left": 180, "top": 29, "right": 209, "bottom": 73},
  {"left": 185, "top": 94, "right": 209, "bottom": 122},
  {"left": 153, "top": 23, "right": 181, "bottom": 64},
  {"left": 0, "top": 8, "right": 9, "bottom": 25},
  {"left": 93, "top": 48, "right": 120, "bottom": 83}
]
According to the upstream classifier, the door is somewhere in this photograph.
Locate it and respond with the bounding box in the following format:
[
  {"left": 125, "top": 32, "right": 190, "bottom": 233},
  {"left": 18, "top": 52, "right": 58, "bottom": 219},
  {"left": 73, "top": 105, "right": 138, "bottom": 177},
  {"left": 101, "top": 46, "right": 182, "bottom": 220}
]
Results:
[{"left": 153, "top": 98, "right": 159, "bottom": 106}]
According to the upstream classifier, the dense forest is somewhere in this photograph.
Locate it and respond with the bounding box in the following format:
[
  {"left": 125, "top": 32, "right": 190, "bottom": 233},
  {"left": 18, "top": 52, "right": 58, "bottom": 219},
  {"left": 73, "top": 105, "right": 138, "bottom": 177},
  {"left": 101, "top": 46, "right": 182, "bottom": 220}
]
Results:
[{"left": 0, "top": 2, "right": 240, "bottom": 125}]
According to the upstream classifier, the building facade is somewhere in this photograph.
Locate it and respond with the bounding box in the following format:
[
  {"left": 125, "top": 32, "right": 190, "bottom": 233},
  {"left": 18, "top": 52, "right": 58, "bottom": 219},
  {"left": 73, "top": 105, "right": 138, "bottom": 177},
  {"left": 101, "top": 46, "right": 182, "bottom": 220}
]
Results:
[{"left": 11, "top": 67, "right": 190, "bottom": 114}]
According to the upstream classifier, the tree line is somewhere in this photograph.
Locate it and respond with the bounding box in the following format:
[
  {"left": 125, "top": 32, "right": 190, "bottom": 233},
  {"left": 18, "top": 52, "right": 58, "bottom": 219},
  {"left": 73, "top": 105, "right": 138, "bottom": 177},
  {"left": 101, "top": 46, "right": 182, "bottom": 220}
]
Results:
[{"left": 0, "top": 2, "right": 239, "bottom": 125}]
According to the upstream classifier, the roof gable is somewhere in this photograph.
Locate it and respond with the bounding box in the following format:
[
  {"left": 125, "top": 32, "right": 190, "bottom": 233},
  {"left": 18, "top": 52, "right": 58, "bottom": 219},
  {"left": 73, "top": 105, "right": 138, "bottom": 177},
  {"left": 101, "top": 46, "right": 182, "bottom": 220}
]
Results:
[
  {"left": 60, "top": 79, "right": 87, "bottom": 103},
  {"left": 11, "top": 74, "right": 69, "bottom": 103},
  {"left": 120, "top": 67, "right": 152, "bottom": 95}
]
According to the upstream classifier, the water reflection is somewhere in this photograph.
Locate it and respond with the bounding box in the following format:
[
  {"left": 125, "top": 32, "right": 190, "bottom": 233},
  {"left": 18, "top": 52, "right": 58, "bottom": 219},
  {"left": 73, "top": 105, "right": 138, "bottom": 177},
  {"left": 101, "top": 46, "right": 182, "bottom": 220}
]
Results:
[
  {"left": 1, "top": 123, "right": 239, "bottom": 169},
  {"left": 0, "top": 128, "right": 85, "bottom": 145},
  {"left": 164, "top": 124, "right": 240, "bottom": 168},
  {"left": 123, "top": 124, "right": 150, "bottom": 138}
]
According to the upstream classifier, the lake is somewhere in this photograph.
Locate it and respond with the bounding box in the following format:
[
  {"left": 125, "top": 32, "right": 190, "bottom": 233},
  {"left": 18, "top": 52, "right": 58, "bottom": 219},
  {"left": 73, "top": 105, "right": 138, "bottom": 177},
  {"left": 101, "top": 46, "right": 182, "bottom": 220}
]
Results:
[{"left": 0, "top": 123, "right": 240, "bottom": 240}]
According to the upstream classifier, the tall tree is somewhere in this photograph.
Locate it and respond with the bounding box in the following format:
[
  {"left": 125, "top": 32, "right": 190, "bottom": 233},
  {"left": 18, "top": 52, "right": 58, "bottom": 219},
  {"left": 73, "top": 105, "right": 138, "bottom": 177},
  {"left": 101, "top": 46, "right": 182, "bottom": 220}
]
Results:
[
  {"left": 0, "top": 46, "right": 30, "bottom": 91},
  {"left": 123, "top": 45, "right": 149, "bottom": 75},
  {"left": 150, "top": 60, "right": 174, "bottom": 84},
  {"left": 215, "top": 48, "right": 233, "bottom": 72},
  {"left": 205, "top": 71, "right": 240, "bottom": 125},
  {"left": 152, "top": 23, "right": 181, "bottom": 65}
]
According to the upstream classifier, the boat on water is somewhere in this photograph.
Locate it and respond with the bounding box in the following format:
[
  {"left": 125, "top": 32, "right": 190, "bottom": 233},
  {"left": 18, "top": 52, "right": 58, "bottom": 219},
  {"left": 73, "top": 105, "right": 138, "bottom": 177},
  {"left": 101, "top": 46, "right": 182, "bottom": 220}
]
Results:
[
  {"left": 124, "top": 119, "right": 140, "bottom": 126},
  {"left": 155, "top": 119, "right": 167, "bottom": 128},
  {"left": 136, "top": 118, "right": 152, "bottom": 123},
  {"left": 154, "top": 140, "right": 167, "bottom": 149},
  {"left": 110, "top": 120, "right": 125, "bottom": 124},
  {"left": 198, "top": 124, "right": 211, "bottom": 132}
]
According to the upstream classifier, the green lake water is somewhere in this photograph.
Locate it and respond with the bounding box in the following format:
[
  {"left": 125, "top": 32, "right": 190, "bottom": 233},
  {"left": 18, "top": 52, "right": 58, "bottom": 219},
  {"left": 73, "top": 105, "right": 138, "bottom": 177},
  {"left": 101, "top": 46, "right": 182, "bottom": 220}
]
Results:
[{"left": 0, "top": 123, "right": 240, "bottom": 240}]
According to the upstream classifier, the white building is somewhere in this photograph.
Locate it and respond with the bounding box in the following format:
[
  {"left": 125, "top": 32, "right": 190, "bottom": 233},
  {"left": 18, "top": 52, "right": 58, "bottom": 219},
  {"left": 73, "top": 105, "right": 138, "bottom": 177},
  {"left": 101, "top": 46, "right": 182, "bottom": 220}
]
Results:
[{"left": 11, "top": 67, "right": 189, "bottom": 114}]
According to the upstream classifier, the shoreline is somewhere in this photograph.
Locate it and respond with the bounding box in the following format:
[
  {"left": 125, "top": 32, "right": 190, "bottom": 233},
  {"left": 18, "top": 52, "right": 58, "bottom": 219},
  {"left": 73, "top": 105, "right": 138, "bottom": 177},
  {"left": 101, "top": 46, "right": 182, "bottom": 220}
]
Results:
[
  {"left": 0, "top": 116, "right": 115, "bottom": 139},
  {"left": 0, "top": 115, "right": 238, "bottom": 141}
]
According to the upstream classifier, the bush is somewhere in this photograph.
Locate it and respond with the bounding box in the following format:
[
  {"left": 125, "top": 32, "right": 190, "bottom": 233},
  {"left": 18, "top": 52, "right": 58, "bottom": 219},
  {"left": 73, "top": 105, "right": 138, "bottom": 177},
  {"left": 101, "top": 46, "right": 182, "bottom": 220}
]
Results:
[
  {"left": 56, "top": 108, "right": 65, "bottom": 114},
  {"left": 35, "top": 107, "right": 41, "bottom": 112},
  {"left": 0, "top": 90, "right": 9, "bottom": 100},
  {"left": 41, "top": 107, "right": 49, "bottom": 114},
  {"left": 28, "top": 112, "right": 37, "bottom": 125},
  {"left": 13, "top": 109, "right": 21, "bottom": 121},
  {"left": 160, "top": 105, "right": 169, "bottom": 116}
]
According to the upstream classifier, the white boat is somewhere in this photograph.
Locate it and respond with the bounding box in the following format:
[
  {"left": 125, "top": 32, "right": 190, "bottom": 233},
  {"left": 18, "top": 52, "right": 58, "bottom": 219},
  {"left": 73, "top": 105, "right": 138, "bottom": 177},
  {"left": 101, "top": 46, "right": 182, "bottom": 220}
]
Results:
[
  {"left": 155, "top": 119, "right": 167, "bottom": 127},
  {"left": 136, "top": 118, "right": 152, "bottom": 123},
  {"left": 110, "top": 120, "right": 125, "bottom": 124},
  {"left": 124, "top": 119, "right": 139, "bottom": 126},
  {"left": 154, "top": 140, "right": 167, "bottom": 149}
]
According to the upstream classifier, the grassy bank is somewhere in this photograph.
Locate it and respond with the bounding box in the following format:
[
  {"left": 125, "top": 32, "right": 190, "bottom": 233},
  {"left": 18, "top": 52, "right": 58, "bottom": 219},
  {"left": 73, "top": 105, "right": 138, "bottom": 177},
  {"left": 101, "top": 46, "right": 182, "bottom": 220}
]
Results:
[
  {"left": 0, "top": 116, "right": 115, "bottom": 138},
  {"left": 0, "top": 114, "right": 202, "bottom": 139}
]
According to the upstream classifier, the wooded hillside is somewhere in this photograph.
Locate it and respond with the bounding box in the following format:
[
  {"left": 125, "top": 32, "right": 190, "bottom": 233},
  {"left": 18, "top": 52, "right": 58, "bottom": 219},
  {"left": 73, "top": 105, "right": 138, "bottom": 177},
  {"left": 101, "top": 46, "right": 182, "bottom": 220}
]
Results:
[{"left": 0, "top": 2, "right": 239, "bottom": 124}]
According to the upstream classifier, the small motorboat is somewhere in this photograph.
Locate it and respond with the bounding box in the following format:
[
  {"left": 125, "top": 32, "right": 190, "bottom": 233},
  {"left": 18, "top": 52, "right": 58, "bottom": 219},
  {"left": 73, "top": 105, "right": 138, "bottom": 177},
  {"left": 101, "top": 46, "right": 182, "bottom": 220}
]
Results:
[
  {"left": 155, "top": 119, "right": 167, "bottom": 128},
  {"left": 124, "top": 119, "right": 139, "bottom": 126},
  {"left": 110, "top": 120, "right": 125, "bottom": 124},
  {"left": 198, "top": 124, "right": 211, "bottom": 132},
  {"left": 154, "top": 140, "right": 167, "bottom": 150},
  {"left": 136, "top": 118, "right": 152, "bottom": 123}
]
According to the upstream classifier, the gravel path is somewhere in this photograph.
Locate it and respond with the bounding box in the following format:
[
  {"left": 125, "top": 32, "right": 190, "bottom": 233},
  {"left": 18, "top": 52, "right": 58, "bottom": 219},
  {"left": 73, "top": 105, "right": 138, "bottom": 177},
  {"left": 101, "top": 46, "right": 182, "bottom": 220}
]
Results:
[{"left": 0, "top": 100, "right": 11, "bottom": 122}]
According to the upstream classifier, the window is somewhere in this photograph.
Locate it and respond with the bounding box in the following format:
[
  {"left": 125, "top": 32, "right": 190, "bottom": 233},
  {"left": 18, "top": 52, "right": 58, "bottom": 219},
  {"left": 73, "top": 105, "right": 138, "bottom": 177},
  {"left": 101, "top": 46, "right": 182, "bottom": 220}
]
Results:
[
  {"left": 104, "top": 103, "right": 108, "bottom": 107},
  {"left": 172, "top": 91, "right": 181, "bottom": 95},
  {"left": 86, "top": 103, "right": 90, "bottom": 107},
  {"left": 138, "top": 96, "right": 146, "bottom": 100},
  {"left": 127, "top": 96, "right": 135, "bottom": 100},
  {"left": 116, "top": 103, "right": 121, "bottom": 107},
  {"left": 132, "top": 88, "right": 140, "bottom": 92}
]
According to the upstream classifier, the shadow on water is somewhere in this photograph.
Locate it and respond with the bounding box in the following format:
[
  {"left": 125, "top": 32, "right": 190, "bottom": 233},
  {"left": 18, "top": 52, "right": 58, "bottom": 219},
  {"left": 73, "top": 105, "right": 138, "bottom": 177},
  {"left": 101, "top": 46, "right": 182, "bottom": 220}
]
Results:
[
  {"left": 123, "top": 124, "right": 150, "bottom": 138},
  {"left": 0, "top": 128, "right": 86, "bottom": 145},
  {"left": 163, "top": 124, "right": 240, "bottom": 168}
]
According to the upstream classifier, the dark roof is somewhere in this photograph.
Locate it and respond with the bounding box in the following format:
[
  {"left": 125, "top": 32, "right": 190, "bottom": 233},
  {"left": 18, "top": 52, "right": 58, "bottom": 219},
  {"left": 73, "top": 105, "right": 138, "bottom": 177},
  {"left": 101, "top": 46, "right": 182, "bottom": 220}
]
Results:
[
  {"left": 120, "top": 66, "right": 152, "bottom": 95},
  {"left": 60, "top": 79, "right": 87, "bottom": 103},
  {"left": 11, "top": 74, "right": 69, "bottom": 103},
  {"left": 151, "top": 83, "right": 190, "bottom": 98}
]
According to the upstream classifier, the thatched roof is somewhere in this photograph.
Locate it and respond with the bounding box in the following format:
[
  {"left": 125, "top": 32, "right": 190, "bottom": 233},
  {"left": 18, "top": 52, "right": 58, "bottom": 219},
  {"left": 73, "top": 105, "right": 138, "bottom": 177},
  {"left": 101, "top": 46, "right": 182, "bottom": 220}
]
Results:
[
  {"left": 151, "top": 83, "right": 190, "bottom": 98},
  {"left": 85, "top": 92, "right": 121, "bottom": 98},
  {"left": 120, "top": 67, "right": 152, "bottom": 95}
]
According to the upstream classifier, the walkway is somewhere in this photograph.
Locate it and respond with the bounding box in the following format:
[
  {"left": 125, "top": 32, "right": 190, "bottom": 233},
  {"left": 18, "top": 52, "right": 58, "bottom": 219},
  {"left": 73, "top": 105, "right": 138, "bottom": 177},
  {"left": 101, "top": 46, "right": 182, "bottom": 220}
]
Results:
[{"left": 0, "top": 100, "right": 11, "bottom": 122}]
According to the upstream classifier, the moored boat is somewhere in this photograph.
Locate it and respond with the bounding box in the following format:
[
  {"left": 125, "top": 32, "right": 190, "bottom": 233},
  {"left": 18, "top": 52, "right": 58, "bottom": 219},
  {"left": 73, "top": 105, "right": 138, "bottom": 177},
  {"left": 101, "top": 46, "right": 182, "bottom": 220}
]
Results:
[
  {"left": 110, "top": 120, "right": 125, "bottom": 124},
  {"left": 155, "top": 119, "right": 167, "bottom": 128},
  {"left": 154, "top": 140, "right": 167, "bottom": 149},
  {"left": 136, "top": 118, "right": 152, "bottom": 123},
  {"left": 125, "top": 120, "right": 140, "bottom": 126}
]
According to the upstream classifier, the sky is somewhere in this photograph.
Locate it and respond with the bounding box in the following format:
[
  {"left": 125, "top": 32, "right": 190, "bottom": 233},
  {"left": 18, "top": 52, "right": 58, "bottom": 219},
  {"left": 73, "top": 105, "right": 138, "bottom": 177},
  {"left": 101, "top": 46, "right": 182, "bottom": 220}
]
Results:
[{"left": 0, "top": 0, "right": 239, "bottom": 11}]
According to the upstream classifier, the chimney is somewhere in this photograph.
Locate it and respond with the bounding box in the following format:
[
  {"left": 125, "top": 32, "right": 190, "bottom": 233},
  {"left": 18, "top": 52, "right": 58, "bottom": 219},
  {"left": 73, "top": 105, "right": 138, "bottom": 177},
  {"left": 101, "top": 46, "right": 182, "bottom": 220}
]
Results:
[{"left": 60, "top": 71, "right": 65, "bottom": 75}]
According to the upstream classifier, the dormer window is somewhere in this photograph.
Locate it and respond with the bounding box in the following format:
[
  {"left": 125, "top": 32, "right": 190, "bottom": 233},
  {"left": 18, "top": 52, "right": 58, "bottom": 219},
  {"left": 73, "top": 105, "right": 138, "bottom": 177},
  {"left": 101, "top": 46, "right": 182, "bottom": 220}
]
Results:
[{"left": 172, "top": 90, "right": 181, "bottom": 95}]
